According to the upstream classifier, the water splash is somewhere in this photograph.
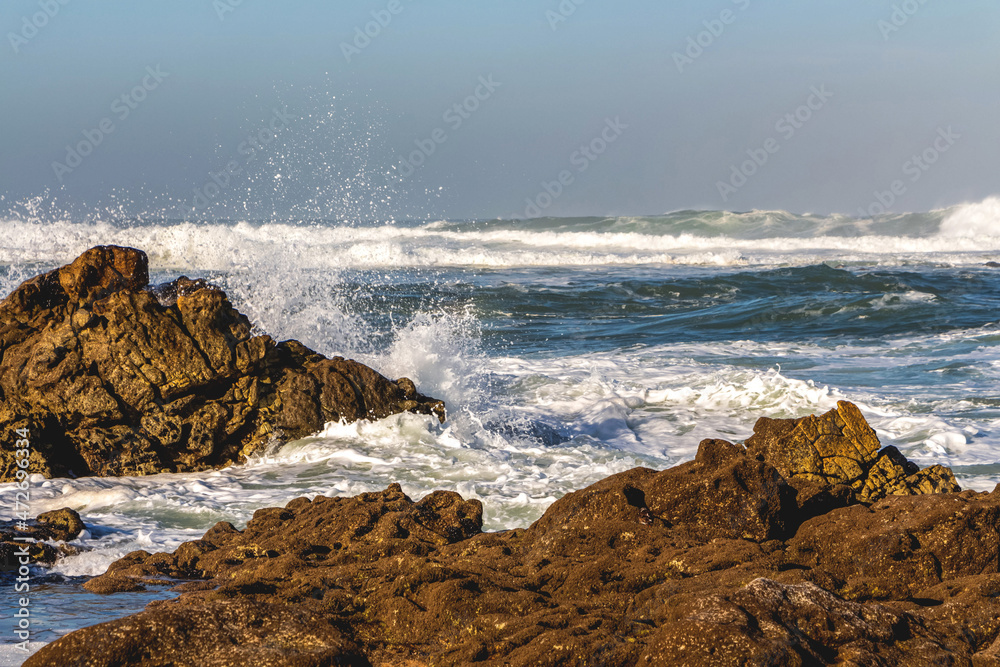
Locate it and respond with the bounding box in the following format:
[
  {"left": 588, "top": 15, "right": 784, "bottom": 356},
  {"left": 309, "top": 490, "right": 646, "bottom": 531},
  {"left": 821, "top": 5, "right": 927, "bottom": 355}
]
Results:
[{"left": 938, "top": 196, "right": 1000, "bottom": 237}]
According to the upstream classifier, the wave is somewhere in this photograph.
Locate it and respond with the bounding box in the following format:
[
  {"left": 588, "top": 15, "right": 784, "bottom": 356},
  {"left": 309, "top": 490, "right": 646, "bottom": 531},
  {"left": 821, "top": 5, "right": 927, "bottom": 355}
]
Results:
[
  {"left": 938, "top": 196, "right": 1000, "bottom": 237},
  {"left": 2, "top": 198, "right": 1000, "bottom": 272}
]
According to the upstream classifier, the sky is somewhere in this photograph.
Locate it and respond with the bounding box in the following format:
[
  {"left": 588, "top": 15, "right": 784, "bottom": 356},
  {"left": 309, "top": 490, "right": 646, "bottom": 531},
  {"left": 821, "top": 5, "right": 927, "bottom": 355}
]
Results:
[{"left": 1, "top": 0, "right": 998, "bottom": 221}]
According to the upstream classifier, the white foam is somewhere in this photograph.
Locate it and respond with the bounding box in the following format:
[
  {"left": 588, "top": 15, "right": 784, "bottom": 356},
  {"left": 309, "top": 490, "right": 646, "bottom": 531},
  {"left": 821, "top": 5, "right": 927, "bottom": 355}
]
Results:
[
  {"left": 1, "top": 325, "right": 998, "bottom": 587},
  {"left": 869, "top": 290, "right": 937, "bottom": 309},
  {"left": 377, "top": 309, "right": 488, "bottom": 412},
  {"left": 0, "top": 642, "right": 45, "bottom": 667},
  {"left": 644, "top": 370, "right": 842, "bottom": 414},
  {"left": 5, "top": 214, "right": 1000, "bottom": 272},
  {"left": 878, "top": 414, "right": 973, "bottom": 466},
  {"left": 938, "top": 196, "right": 1000, "bottom": 237}
]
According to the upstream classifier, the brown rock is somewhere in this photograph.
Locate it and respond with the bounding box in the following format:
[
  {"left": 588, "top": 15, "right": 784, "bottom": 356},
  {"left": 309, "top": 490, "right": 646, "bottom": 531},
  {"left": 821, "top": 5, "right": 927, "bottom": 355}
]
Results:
[
  {"left": 785, "top": 489, "right": 1000, "bottom": 601},
  {"left": 745, "top": 400, "right": 882, "bottom": 489},
  {"left": 639, "top": 578, "right": 961, "bottom": 665},
  {"left": 531, "top": 437, "right": 796, "bottom": 545},
  {"left": 36, "top": 507, "right": 85, "bottom": 541},
  {"left": 24, "top": 599, "right": 367, "bottom": 667},
  {"left": 1, "top": 507, "right": 87, "bottom": 570},
  {"left": 0, "top": 246, "right": 445, "bottom": 481},
  {"left": 0, "top": 540, "right": 60, "bottom": 570},
  {"left": 746, "top": 400, "right": 960, "bottom": 503},
  {"left": 28, "top": 406, "right": 997, "bottom": 666}
]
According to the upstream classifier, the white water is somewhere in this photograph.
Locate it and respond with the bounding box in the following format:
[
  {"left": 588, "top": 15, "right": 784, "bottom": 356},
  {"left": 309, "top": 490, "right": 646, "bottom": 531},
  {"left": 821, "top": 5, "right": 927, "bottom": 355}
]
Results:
[
  {"left": 2, "top": 199, "right": 1000, "bottom": 660},
  {"left": 2, "top": 199, "right": 1000, "bottom": 272},
  {"left": 10, "top": 326, "right": 996, "bottom": 584}
]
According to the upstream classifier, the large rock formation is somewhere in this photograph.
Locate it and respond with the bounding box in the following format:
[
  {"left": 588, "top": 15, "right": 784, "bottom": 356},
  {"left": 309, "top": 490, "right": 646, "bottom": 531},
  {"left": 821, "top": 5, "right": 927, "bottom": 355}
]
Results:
[
  {"left": 0, "top": 246, "right": 444, "bottom": 481},
  {"left": 28, "top": 403, "right": 997, "bottom": 667}
]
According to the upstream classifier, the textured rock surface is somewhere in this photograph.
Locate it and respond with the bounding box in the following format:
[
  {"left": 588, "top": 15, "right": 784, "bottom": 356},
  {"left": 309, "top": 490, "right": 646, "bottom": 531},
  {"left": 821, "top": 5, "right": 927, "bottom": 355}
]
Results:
[
  {"left": 28, "top": 599, "right": 367, "bottom": 667},
  {"left": 746, "top": 400, "right": 960, "bottom": 503},
  {"left": 29, "top": 404, "right": 991, "bottom": 667},
  {"left": 1, "top": 508, "right": 86, "bottom": 570},
  {"left": 0, "top": 246, "right": 445, "bottom": 481}
]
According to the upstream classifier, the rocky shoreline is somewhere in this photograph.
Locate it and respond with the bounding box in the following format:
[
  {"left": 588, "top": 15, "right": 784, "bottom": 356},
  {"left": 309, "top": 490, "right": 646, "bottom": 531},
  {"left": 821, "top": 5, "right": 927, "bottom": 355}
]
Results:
[
  {"left": 0, "top": 246, "right": 444, "bottom": 481},
  {"left": 4, "top": 248, "right": 1000, "bottom": 665},
  {"left": 21, "top": 401, "right": 1000, "bottom": 666}
]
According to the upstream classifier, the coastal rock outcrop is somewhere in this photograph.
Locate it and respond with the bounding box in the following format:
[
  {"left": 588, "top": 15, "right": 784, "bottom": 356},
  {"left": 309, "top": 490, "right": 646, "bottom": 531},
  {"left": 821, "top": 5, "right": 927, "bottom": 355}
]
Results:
[
  {"left": 29, "top": 403, "right": 995, "bottom": 666},
  {"left": 1, "top": 508, "right": 86, "bottom": 570},
  {"left": 0, "top": 246, "right": 445, "bottom": 481},
  {"left": 746, "top": 400, "right": 960, "bottom": 505}
]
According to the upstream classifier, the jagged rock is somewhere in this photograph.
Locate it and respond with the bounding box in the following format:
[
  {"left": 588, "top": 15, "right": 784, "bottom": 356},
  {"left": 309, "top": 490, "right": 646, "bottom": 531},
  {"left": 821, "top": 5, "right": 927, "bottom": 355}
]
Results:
[
  {"left": 745, "top": 400, "right": 882, "bottom": 488},
  {"left": 530, "top": 437, "right": 797, "bottom": 544},
  {"left": 84, "top": 483, "right": 484, "bottom": 595},
  {"left": 28, "top": 406, "right": 995, "bottom": 666},
  {"left": 785, "top": 488, "right": 1000, "bottom": 601},
  {"left": 746, "top": 400, "right": 960, "bottom": 503},
  {"left": 0, "top": 508, "right": 86, "bottom": 570},
  {"left": 0, "top": 246, "right": 445, "bottom": 481},
  {"left": 0, "top": 540, "right": 59, "bottom": 571}
]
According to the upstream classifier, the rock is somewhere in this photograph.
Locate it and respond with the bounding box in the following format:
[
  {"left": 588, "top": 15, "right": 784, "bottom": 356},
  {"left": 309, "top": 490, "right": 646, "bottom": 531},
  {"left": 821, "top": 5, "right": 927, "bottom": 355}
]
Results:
[
  {"left": 638, "top": 578, "right": 962, "bottom": 665},
  {"left": 746, "top": 400, "right": 960, "bottom": 503},
  {"left": 24, "top": 599, "right": 367, "bottom": 667},
  {"left": 30, "top": 405, "right": 997, "bottom": 666},
  {"left": 1, "top": 508, "right": 87, "bottom": 570},
  {"left": 0, "top": 246, "right": 445, "bottom": 481},
  {"left": 35, "top": 508, "right": 86, "bottom": 541},
  {"left": 83, "top": 483, "right": 484, "bottom": 596},
  {"left": 745, "top": 400, "right": 881, "bottom": 488},
  {"left": 530, "top": 437, "right": 797, "bottom": 544},
  {"left": 785, "top": 489, "right": 1000, "bottom": 601},
  {"left": 0, "top": 540, "right": 60, "bottom": 571}
]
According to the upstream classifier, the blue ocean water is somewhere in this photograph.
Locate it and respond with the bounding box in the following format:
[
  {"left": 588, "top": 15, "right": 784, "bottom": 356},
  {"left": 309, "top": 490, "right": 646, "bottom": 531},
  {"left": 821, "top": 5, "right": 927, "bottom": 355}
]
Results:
[{"left": 3, "top": 200, "right": 1000, "bottom": 659}]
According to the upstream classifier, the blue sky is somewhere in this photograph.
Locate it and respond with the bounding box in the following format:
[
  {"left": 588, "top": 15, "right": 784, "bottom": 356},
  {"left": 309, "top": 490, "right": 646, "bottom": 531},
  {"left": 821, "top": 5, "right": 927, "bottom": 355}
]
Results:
[{"left": 1, "top": 0, "right": 998, "bottom": 220}]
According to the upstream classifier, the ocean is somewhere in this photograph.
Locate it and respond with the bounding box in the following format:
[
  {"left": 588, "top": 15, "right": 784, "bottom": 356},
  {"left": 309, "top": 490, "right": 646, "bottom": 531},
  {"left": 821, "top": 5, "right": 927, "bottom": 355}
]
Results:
[{"left": 3, "top": 199, "right": 1000, "bottom": 660}]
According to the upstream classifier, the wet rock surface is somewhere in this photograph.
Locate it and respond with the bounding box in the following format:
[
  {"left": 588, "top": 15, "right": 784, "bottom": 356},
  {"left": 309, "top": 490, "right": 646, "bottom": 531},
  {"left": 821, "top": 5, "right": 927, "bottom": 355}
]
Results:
[
  {"left": 0, "top": 508, "right": 86, "bottom": 570},
  {"left": 0, "top": 246, "right": 445, "bottom": 481},
  {"left": 27, "top": 402, "right": 999, "bottom": 666}
]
